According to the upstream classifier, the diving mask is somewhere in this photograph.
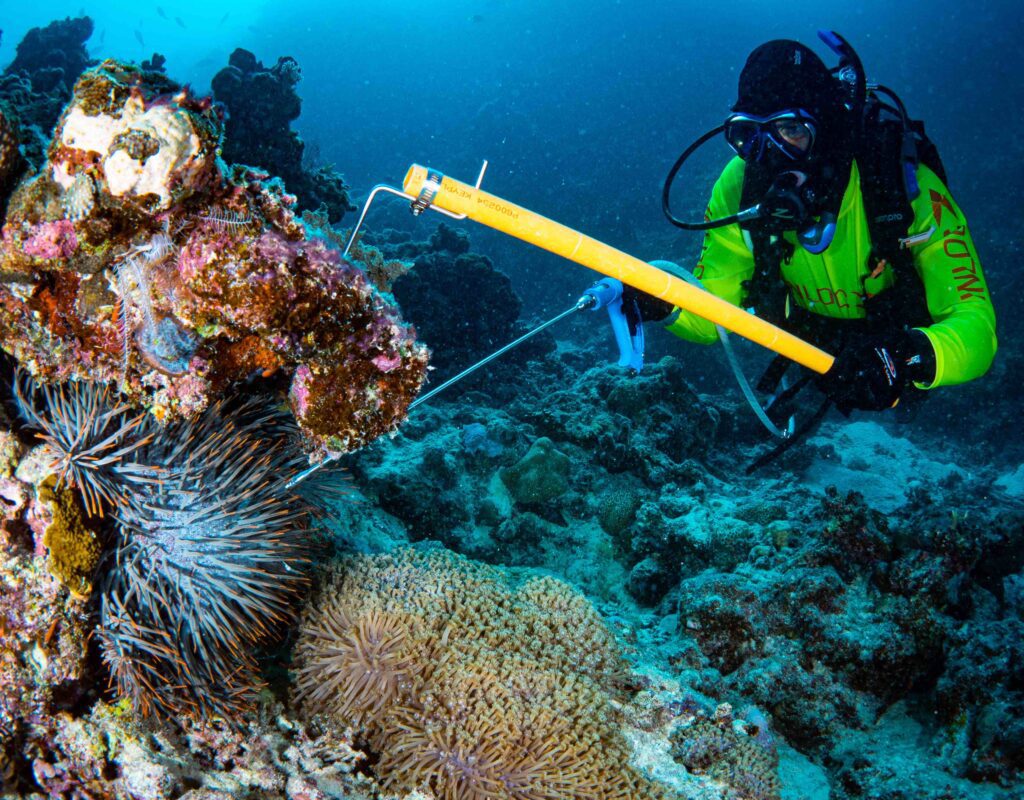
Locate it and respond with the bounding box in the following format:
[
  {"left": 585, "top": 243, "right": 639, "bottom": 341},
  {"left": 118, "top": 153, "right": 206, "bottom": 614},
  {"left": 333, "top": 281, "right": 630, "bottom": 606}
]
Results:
[{"left": 724, "top": 109, "right": 817, "bottom": 162}]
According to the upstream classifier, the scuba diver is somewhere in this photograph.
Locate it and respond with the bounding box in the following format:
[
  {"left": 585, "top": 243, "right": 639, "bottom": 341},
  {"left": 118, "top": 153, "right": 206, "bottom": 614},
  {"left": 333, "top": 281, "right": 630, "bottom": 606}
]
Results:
[{"left": 632, "top": 33, "right": 997, "bottom": 421}]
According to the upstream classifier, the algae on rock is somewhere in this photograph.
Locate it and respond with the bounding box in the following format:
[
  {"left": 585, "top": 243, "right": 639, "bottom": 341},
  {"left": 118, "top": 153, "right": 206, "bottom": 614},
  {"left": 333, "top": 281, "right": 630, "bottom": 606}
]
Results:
[{"left": 39, "top": 477, "right": 102, "bottom": 599}]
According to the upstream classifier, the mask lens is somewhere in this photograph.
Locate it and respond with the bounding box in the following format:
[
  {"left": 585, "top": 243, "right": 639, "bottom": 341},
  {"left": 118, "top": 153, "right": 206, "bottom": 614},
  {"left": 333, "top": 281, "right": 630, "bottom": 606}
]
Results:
[
  {"left": 725, "top": 119, "right": 762, "bottom": 160},
  {"left": 771, "top": 118, "right": 814, "bottom": 153},
  {"left": 725, "top": 110, "right": 818, "bottom": 162}
]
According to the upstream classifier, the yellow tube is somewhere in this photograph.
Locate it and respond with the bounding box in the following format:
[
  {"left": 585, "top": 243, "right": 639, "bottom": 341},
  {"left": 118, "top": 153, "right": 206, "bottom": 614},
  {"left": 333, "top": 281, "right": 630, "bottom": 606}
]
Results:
[{"left": 403, "top": 165, "right": 835, "bottom": 374}]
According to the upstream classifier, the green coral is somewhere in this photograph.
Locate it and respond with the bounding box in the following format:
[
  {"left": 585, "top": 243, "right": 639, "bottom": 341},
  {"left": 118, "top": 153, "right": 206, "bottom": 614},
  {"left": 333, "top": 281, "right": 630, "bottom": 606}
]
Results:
[
  {"left": 39, "top": 478, "right": 102, "bottom": 599},
  {"left": 499, "top": 436, "right": 570, "bottom": 505},
  {"left": 598, "top": 486, "right": 642, "bottom": 537}
]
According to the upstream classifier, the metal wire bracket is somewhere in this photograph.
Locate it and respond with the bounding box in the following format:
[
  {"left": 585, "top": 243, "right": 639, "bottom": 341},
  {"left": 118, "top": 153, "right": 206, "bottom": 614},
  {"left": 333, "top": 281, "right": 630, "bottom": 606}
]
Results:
[
  {"left": 289, "top": 161, "right": 491, "bottom": 490},
  {"left": 342, "top": 160, "right": 489, "bottom": 257}
]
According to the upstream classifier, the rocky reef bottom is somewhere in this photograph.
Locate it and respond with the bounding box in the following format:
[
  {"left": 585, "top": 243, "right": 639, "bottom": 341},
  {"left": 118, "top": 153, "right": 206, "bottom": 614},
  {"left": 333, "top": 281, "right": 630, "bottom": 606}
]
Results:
[{"left": 2, "top": 303, "right": 1022, "bottom": 799}]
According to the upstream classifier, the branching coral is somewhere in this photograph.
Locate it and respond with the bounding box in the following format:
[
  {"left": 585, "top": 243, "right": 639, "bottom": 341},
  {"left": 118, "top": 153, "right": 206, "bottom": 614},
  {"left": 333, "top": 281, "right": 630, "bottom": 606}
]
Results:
[{"left": 294, "top": 547, "right": 668, "bottom": 800}]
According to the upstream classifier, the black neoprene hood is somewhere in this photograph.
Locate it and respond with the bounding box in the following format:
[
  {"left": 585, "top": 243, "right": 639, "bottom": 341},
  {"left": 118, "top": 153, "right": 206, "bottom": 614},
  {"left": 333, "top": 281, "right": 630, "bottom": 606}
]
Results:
[{"left": 733, "top": 39, "right": 844, "bottom": 127}]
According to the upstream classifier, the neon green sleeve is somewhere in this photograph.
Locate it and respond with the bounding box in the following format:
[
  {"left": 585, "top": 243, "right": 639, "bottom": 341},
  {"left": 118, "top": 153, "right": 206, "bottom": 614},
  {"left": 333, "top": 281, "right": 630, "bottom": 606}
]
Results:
[
  {"left": 908, "top": 166, "right": 997, "bottom": 388},
  {"left": 664, "top": 157, "right": 754, "bottom": 345}
]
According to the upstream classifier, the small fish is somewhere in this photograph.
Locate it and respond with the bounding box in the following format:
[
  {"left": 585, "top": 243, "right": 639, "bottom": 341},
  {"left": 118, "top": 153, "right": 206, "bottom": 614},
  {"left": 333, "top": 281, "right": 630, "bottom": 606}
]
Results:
[
  {"left": 175, "top": 16, "right": 186, "bottom": 29},
  {"left": 218, "top": 11, "right": 230, "bottom": 25},
  {"left": 134, "top": 29, "right": 145, "bottom": 46},
  {"left": 99, "top": 29, "right": 106, "bottom": 45},
  {"left": 248, "top": 25, "right": 259, "bottom": 34},
  {"left": 156, "top": 6, "right": 167, "bottom": 19},
  {"left": 469, "top": 14, "right": 485, "bottom": 22}
]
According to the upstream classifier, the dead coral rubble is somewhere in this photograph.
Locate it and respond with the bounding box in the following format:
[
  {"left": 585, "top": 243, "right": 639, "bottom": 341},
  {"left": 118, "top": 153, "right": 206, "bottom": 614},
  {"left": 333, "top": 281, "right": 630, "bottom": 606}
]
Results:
[
  {"left": 20, "top": 699, "right": 380, "bottom": 800},
  {"left": 0, "top": 461, "right": 93, "bottom": 788},
  {"left": 671, "top": 709, "right": 781, "bottom": 800}
]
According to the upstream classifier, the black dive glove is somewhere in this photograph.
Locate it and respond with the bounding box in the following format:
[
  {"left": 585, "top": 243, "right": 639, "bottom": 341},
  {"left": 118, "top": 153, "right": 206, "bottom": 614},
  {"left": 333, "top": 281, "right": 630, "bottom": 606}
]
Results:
[
  {"left": 621, "top": 285, "right": 674, "bottom": 336},
  {"left": 817, "top": 330, "right": 936, "bottom": 415}
]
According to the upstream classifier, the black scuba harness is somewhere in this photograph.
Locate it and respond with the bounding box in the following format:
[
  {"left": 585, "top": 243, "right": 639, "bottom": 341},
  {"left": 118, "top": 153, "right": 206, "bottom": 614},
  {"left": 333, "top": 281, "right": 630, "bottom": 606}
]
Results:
[
  {"left": 662, "top": 30, "right": 949, "bottom": 467},
  {"left": 663, "top": 30, "right": 946, "bottom": 342}
]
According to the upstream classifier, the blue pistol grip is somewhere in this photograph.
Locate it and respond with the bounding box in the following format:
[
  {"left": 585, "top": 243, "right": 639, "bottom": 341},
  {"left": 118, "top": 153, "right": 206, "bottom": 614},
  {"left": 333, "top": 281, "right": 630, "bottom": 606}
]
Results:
[
  {"left": 582, "top": 278, "right": 644, "bottom": 372},
  {"left": 606, "top": 300, "right": 634, "bottom": 369},
  {"left": 582, "top": 277, "right": 620, "bottom": 310}
]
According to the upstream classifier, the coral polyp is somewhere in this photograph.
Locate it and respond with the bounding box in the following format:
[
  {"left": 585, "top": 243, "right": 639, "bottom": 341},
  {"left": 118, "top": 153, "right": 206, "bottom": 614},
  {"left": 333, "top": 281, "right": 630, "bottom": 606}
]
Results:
[
  {"left": 14, "top": 372, "right": 151, "bottom": 517},
  {"left": 294, "top": 605, "right": 424, "bottom": 729},
  {"left": 99, "top": 399, "right": 314, "bottom": 719},
  {"left": 294, "top": 549, "right": 667, "bottom": 800}
]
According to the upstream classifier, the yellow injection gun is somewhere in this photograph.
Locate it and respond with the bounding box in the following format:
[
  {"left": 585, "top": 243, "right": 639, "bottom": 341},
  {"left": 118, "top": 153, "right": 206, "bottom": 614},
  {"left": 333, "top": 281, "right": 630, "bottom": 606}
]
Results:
[{"left": 401, "top": 164, "right": 834, "bottom": 375}]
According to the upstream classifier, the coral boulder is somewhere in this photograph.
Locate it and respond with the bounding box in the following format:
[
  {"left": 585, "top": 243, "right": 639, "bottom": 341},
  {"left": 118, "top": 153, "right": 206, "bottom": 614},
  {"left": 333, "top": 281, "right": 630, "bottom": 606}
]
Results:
[{"left": 0, "top": 59, "right": 427, "bottom": 456}]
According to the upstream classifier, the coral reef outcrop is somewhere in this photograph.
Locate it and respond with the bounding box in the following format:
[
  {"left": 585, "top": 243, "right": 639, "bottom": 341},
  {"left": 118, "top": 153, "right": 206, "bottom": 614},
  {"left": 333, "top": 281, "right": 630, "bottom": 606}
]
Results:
[
  {"left": 0, "top": 16, "right": 95, "bottom": 175},
  {"left": 0, "top": 59, "right": 427, "bottom": 455},
  {"left": 212, "top": 48, "right": 355, "bottom": 223}
]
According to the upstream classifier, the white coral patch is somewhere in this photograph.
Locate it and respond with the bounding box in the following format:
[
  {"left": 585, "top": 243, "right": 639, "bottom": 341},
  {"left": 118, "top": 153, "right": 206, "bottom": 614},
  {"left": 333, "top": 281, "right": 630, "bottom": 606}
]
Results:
[
  {"left": 103, "top": 105, "right": 201, "bottom": 209},
  {"left": 55, "top": 95, "right": 204, "bottom": 212},
  {"left": 51, "top": 161, "right": 76, "bottom": 191},
  {"left": 59, "top": 102, "right": 129, "bottom": 156}
]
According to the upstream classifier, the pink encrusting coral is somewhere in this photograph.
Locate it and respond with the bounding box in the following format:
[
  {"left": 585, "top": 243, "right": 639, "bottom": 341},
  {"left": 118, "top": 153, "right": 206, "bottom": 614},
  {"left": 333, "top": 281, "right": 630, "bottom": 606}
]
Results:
[
  {"left": 0, "top": 59, "right": 428, "bottom": 455},
  {"left": 21, "top": 220, "right": 78, "bottom": 260}
]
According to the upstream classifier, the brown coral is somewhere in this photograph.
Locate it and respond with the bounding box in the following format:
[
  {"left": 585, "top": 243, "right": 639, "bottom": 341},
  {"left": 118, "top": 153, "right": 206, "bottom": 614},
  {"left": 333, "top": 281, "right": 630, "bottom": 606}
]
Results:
[
  {"left": 295, "top": 605, "right": 425, "bottom": 728},
  {"left": 670, "top": 716, "right": 780, "bottom": 800},
  {"left": 38, "top": 478, "right": 102, "bottom": 598},
  {"left": 294, "top": 548, "right": 667, "bottom": 800}
]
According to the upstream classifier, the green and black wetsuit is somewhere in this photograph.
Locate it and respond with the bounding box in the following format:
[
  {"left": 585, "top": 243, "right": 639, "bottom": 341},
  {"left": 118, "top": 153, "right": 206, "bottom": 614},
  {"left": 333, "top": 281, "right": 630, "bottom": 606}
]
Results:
[{"left": 666, "top": 157, "right": 997, "bottom": 388}]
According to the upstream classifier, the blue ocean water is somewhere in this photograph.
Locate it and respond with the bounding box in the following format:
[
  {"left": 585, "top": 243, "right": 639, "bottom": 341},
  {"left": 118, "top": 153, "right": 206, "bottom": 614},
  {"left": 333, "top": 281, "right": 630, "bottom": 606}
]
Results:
[
  {"left": 9, "top": 0, "right": 1018, "bottom": 387},
  {"left": 2, "top": 1, "right": 1023, "bottom": 798},
  {"left": 5, "top": 0, "right": 1022, "bottom": 301}
]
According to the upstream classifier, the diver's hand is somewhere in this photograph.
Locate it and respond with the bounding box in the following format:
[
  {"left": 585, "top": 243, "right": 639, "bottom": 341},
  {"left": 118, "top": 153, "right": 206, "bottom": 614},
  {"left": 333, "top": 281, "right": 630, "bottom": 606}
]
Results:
[
  {"left": 621, "top": 285, "right": 674, "bottom": 337},
  {"left": 817, "top": 331, "right": 934, "bottom": 415}
]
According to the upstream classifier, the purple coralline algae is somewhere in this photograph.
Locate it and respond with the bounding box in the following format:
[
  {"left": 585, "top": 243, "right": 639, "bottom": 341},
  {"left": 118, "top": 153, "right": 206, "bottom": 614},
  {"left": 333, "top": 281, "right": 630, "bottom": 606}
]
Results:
[{"left": 0, "top": 59, "right": 427, "bottom": 455}]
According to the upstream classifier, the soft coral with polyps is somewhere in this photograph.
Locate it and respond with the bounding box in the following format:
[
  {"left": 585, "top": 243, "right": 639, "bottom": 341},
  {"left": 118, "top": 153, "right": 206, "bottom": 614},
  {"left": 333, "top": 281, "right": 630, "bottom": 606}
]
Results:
[{"left": 0, "top": 59, "right": 427, "bottom": 455}]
